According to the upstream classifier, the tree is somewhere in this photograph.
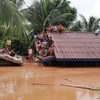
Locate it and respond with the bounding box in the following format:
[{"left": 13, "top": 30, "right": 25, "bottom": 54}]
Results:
[
  {"left": 70, "top": 15, "right": 100, "bottom": 32},
  {"left": 0, "top": 0, "right": 29, "bottom": 42},
  {"left": 24, "top": 0, "right": 77, "bottom": 36},
  {"left": 9, "top": 0, "right": 25, "bottom": 9}
]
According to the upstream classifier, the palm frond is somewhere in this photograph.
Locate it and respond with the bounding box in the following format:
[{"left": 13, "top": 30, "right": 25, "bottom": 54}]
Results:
[
  {"left": 0, "top": 0, "right": 29, "bottom": 42},
  {"left": 79, "top": 14, "right": 88, "bottom": 30}
]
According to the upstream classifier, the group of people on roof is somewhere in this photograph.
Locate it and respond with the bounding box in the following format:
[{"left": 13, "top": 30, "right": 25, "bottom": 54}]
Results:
[
  {"left": 27, "top": 23, "right": 64, "bottom": 61},
  {"left": 35, "top": 33, "right": 55, "bottom": 57},
  {"left": 45, "top": 24, "right": 64, "bottom": 33}
]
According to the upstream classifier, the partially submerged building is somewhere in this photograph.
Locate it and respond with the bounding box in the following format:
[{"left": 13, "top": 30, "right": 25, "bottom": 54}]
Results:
[
  {"left": 0, "top": 54, "right": 23, "bottom": 66},
  {"left": 38, "top": 32, "right": 100, "bottom": 66}
]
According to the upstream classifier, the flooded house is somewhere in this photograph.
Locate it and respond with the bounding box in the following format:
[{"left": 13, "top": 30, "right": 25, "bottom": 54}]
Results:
[{"left": 35, "top": 32, "right": 100, "bottom": 66}]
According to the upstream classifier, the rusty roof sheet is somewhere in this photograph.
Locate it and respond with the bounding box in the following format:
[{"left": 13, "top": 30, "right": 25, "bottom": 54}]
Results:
[{"left": 48, "top": 32, "right": 100, "bottom": 61}]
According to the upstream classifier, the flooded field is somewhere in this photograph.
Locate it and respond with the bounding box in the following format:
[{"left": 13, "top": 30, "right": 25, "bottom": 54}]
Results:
[{"left": 0, "top": 61, "right": 100, "bottom": 100}]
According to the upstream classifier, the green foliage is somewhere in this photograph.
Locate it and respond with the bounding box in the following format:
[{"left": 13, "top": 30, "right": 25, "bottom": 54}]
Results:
[
  {"left": 9, "top": 0, "right": 25, "bottom": 9},
  {"left": 97, "top": 87, "right": 100, "bottom": 94},
  {"left": 70, "top": 15, "right": 100, "bottom": 32},
  {"left": 0, "top": 36, "right": 9, "bottom": 48},
  {"left": 24, "top": 0, "right": 77, "bottom": 36},
  {"left": 97, "top": 87, "right": 100, "bottom": 99},
  {"left": 11, "top": 38, "right": 29, "bottom": 56},
  {"left": 0, "top": 0, "right": 29, "bottom": 42},
  {"left": 0, "top": 36, "right": 30, "bottom": 56},
  {"left": 0, "top": 26, "right": 7, "bottom": 37}
]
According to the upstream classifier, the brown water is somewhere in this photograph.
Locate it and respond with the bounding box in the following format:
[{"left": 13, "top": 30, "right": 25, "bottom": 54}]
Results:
[{"left": 0, "top": 61, "right": 100, "bottom": 100}]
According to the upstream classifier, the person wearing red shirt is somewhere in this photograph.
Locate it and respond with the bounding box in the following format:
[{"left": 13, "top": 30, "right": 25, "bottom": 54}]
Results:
[{"left": 57, "top": 24, "right": 64, "bottom": 33}]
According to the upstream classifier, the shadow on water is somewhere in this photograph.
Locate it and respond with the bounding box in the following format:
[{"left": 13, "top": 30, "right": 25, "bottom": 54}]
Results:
[{"left": 43, "top": 60, "right": 100, "bottom": 68}]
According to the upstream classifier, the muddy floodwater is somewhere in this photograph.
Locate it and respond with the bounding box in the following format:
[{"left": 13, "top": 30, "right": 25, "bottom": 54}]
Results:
[{"left": 0, "top": 61, "right": 100, "bottom": 100}]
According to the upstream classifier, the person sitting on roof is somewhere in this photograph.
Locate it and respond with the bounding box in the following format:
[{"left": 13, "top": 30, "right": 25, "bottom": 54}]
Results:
[
  {"left": 41, "top": 40, "right": 48, "bottom": 49},
  {"left": 57, "top": 24, "right": 64, "bottom": 34},
  {"left": 9, "top": 49, "right": 16, "bottom": 57},
  {"left": 47, "top": 24, "right": 53, "bottom": 33},
  {"left": 38, "top": 33, "right": 44, "bottom": 42},
  {"left": 53, "top": 25, "right": 58, "bottom": 32},
  {"left": 48, "top": 36, "right": 54, "bottom": 47},
  {"left": 43, "top": 34, "right": 48, "bottom": 41},
  {"left": 1, "top": 47, "right": 8, "bottom": 54},
  {"left": 48, "top": 41, "right": 55, "bottom": 56},
  {"left": 5, "top": 45, "right": 11, "bottom": 54},
  {"left": 37, "top": 41, "right": 42, "bottom": 52},
  {"left": 94, "top": 29, "right": 99, "bottom": 35},
  {"left": 39, "top": 49, "right": 48, "bottom": 57}
]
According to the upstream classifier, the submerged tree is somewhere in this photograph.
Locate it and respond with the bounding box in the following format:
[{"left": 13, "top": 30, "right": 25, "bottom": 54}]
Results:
[{"left": 70, "top": 15, "right": 100, "bottom": 32}]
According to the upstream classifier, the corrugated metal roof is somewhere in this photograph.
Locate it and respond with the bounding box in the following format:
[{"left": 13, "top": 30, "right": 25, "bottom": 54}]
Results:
[{"left": 48, "top": 32, "right": 100, "bottom": 61}]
